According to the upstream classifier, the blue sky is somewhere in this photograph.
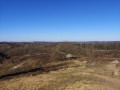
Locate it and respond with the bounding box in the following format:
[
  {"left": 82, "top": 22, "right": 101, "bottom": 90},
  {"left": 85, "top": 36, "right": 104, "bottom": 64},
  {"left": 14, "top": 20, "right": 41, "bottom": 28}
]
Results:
[{"left": 0, "top": 0, "right": 120, "bottom": 41}]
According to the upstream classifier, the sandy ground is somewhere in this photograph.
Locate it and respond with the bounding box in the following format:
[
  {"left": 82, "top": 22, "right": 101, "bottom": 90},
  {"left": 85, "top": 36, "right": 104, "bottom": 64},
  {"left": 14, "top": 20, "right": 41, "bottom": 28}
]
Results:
[{"left": 0, "top": 60, "right": 120, "bottom": 90}]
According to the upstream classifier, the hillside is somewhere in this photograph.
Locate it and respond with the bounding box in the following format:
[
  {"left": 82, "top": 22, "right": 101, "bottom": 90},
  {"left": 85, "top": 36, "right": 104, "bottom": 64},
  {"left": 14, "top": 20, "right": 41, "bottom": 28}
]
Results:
[
  {"left": 0, "top": 42, "right": 120, "bottom": 90},
  {"left": 0, "top": 59, "right": 120, "bottom": 90}
]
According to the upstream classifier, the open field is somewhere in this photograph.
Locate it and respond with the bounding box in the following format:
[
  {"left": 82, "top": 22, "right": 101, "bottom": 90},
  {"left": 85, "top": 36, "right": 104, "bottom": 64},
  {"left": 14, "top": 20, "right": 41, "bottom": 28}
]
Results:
[
  {"left": 0, "top": 59, "right": 120, "bottom": 90},
  {"left": 0, "top": 42, "right": 120, "bottom": 90}
]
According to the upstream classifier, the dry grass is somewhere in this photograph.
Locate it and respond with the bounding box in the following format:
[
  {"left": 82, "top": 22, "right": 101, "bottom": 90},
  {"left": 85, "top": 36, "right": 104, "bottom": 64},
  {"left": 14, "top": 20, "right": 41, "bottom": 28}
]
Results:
[{"left": 0, "top": 59, "right": 120, "bottom": 90}]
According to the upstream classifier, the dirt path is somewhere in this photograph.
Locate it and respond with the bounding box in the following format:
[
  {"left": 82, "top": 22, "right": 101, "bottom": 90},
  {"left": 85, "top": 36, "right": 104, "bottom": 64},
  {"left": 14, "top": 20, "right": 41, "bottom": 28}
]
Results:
[{"left": 80, "top": 72, "right": 120, "bottom": 90}]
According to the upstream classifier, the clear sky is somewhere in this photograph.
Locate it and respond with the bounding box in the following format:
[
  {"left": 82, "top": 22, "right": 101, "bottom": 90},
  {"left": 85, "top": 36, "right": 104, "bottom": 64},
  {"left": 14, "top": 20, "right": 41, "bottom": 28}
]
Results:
[{"left": 0, "top": 0, "right": 120, "bottom": 42}]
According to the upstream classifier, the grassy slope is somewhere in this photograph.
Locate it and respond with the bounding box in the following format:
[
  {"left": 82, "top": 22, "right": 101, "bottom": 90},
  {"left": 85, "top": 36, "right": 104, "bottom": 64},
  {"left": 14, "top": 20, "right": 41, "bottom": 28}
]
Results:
[{"left": 0, "top": 59, "right": 120, "bottom": 90}]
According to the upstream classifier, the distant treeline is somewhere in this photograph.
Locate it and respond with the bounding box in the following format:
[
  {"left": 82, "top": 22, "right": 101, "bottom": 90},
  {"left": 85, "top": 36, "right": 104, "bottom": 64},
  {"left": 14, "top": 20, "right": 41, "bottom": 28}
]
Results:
[{"left": 0, "top": 42, "right": 120, "bottom": 61}]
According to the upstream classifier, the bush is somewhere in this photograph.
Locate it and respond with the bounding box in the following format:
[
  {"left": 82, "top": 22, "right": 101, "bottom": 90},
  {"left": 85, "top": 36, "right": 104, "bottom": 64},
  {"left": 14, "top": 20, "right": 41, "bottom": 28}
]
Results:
[
  {"left": 0, "top": 52, "right": 10, "bottom": 64},
  {"left": 51, "top": 42, "right": 78, "bottom": 61}
]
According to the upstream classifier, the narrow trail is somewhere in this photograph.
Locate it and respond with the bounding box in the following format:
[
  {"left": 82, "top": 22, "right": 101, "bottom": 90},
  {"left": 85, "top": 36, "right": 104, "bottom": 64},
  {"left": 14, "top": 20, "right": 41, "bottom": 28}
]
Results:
[{"left": 81, "top": 72, "right": 120, "bottom": 90}]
